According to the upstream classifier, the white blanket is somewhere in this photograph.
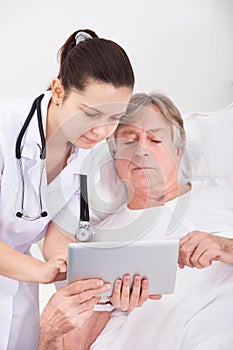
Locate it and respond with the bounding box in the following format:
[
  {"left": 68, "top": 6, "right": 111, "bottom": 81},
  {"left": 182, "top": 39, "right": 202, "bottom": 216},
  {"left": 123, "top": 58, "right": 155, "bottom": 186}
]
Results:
[{"left": 91, "top": 179, "right": 233, "bottom": 350}]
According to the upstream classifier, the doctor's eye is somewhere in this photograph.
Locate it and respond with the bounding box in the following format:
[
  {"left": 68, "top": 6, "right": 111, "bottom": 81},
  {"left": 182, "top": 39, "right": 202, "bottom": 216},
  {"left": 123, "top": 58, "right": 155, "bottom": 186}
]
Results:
[{"left": 84, "top": 111, "right": 100, "bottom": 118}]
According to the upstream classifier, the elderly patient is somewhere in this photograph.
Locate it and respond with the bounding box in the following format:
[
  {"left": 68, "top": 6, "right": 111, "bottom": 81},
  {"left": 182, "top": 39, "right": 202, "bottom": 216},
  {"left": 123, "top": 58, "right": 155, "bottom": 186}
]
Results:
[
  {"left": 89, "top": 93, "right": 233, "bottom": 350},
  {"left": 44, "top": 92, "right": 233, "bottom": 349}
]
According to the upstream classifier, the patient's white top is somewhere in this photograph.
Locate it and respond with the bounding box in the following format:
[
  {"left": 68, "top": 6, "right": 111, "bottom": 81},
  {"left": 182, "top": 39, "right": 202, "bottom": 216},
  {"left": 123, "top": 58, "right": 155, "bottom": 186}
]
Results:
[
  {"left": 60, "top": 176, "right": 233, "bottom": 241},
  {"left": 91, "top": 177, "right": 233, "bottom": 350}
]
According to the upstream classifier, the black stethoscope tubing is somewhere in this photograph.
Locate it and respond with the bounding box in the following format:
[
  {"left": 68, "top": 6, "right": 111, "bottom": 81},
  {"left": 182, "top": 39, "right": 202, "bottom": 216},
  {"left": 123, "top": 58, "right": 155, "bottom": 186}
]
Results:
[
  {"left": 15, "top": 94, "right": 46, "bottom": 160},
  {"left": 80, "top": 174, "right": 89, "bottom": 222},
  {"left": 15, "top": 94, "right": 94, "bottom": 241},
  {"left": 15, "top": 94, "right": 47, "bottom": 220}
]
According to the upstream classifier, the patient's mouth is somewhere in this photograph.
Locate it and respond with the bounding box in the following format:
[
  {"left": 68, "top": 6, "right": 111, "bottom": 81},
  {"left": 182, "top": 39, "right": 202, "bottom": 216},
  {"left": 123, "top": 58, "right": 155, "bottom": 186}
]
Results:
[{"left": 132, "top": 166, "right": 155, "bottom": 171}]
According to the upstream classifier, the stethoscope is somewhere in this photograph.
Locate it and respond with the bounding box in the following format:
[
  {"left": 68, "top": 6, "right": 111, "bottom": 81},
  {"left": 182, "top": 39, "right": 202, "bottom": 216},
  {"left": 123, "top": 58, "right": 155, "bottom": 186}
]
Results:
[{"left": 15, "top": 93, "right": 95, "bottom": 241}]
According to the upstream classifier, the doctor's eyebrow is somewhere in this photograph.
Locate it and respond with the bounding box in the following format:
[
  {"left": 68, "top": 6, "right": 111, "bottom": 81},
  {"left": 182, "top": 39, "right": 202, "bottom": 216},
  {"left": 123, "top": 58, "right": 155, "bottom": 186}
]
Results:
[{"left": 81, "top": 104, "right": 103, "bottom": 114}]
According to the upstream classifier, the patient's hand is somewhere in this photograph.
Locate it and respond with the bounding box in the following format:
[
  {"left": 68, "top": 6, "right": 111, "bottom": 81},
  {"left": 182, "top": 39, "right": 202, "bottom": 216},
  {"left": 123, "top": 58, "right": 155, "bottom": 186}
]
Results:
[
  {"left": 109, "top": 274, "right": 162, "bottom": 312},
  {"left": 179, "top": 231, "right": 233, "bottom": 268}
]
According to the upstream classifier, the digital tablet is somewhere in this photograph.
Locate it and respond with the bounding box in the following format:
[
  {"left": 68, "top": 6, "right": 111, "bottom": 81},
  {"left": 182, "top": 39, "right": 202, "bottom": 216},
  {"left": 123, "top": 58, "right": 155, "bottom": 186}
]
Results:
[{"left": 67, "top": 240, "right": 179, "bottom": 296}]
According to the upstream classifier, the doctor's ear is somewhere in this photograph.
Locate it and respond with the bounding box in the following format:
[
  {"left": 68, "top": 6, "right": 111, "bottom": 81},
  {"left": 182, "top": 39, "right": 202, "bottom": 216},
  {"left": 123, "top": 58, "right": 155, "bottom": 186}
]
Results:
[
  {"left": 51, "top": 79, "right": 65, "bottom": 105},
  {"left": 176, "top": 147, "right": 183, "bottom": 160}
]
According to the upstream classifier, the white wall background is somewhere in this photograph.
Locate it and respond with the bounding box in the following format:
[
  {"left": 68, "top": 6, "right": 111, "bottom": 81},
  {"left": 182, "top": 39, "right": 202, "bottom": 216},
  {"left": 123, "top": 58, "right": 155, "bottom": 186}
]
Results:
[{"left": 1, "top": 0, "right": 233, "bottom": 114}]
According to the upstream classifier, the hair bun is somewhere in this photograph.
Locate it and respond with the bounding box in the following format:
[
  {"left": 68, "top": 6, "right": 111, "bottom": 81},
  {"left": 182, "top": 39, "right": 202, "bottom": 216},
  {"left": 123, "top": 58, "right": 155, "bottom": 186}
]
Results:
[{"left": 75, "top": 31, "right": 93, "bottom": 45}]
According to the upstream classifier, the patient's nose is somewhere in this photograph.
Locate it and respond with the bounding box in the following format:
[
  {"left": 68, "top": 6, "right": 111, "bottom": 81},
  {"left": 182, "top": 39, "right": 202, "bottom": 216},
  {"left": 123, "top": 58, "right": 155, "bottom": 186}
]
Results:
[{"left": 134, "top": 141, "right": 149, "bottom": 157}]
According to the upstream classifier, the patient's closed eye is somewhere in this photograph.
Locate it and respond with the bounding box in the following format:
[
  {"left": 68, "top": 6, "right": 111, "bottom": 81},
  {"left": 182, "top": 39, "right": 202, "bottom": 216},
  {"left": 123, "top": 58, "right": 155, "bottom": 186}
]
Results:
[
  {"left": 124, "top": 140, "right": 136, "bottom": 145},
  {"left": 151, "top": 139, "right": 162, "bottom": 144}
]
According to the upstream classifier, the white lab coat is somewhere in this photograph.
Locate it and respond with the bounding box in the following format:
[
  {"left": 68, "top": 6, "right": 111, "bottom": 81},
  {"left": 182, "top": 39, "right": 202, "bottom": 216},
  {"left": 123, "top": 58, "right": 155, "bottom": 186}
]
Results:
[{"left": 0, "top": 91, "right": 99, "bottom": 350}]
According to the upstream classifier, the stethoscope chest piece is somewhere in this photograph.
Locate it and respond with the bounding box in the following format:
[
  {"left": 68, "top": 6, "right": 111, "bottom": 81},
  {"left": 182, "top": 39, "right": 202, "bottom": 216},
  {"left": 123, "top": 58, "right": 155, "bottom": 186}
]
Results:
[{"left": 75, "top": 221, "right": 95, "bottom": 242}]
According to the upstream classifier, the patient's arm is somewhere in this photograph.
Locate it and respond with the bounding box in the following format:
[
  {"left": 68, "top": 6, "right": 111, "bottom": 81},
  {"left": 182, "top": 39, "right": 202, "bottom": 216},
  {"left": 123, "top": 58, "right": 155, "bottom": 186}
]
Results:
[
  {"left": 43, "top": 221, "right": 75, "bottom": 261},
  {"left": 63, "top": 311, "right": 111, "bottom": 350},
  {"left": 179, "top": 231, "right": 233, "bottom": 268},
  {"left": 62, "top": 276, "right": 162, "bottom": 349}
]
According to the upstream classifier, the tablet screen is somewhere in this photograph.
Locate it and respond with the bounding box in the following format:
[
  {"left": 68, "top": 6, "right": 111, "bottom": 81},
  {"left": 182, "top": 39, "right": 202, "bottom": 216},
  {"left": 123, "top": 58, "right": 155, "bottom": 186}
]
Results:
[{"left": 67, "top": 240, "right": 179, "bottom": 295}]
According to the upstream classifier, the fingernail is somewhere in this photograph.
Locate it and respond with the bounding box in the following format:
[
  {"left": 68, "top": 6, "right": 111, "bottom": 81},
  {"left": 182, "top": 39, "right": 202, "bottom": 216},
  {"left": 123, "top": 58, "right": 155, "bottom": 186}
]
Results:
[{"left": 96, "top": 280, "right": 104, "bottom": 286}]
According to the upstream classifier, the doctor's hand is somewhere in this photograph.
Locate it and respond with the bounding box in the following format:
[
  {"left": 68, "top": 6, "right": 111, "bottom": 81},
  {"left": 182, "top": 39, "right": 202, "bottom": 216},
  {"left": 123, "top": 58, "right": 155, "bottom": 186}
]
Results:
[
  {"left": 109, "top": 274, "right": 162, "bottom": 312},
  {"left": 37, "top": 255, "right": 68, "bottom": 284},
  {"left": 179, "top": 231, "right": 233, "bottom": 269},
  {"left": 38, "top": 279, "right": 111, "bottom": 349}
]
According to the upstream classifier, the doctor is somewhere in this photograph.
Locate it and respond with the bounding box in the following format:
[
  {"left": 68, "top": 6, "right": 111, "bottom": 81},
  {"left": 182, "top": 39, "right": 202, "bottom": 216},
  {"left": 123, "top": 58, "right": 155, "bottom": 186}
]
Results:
[{"left": 0, "top": 28, "right": 134, "bottom": 350}]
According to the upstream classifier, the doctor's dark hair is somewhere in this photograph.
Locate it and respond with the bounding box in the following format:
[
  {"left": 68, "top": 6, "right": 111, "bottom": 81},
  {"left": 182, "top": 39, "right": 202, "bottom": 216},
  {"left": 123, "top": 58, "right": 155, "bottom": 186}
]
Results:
[{"left": 56, "top": 29, "right": 134, "bottom": 92}]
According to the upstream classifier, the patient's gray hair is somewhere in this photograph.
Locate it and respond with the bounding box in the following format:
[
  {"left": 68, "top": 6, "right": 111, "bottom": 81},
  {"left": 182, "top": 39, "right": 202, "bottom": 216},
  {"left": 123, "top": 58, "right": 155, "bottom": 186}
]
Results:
[{"left": 108, "top": 92, "right": 186, "bottom": 157}]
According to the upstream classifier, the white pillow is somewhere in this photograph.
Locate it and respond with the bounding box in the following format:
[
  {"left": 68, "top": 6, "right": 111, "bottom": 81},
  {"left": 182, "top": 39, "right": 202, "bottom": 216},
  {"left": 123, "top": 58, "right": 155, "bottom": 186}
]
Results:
[{"left": 180, "top": 102, "right": 233, "bottom": 187}]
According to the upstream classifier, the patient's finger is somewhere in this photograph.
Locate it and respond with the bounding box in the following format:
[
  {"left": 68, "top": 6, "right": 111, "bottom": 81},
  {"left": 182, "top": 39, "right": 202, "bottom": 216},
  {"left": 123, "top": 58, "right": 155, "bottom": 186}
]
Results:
[
  {"left": 180, "top": 235, "right": 191, "bottom": 247},
  {"left": 180, "top": 231, "right": 204, "bottom": 247},
  {"left": 189, "top": 244, "right": 208, "bottom": 268},
  {"left": 62, "top": 279, "right": 106, "bottom": 296},
  {"left": 179, "top": 240, "right": 199, "bottom": 268},
  {"left": 198, "top": 249, "right": 219, "bottom": 268},
  {"left": 74, "top": 283, "right": 112, "bottom": 304},
  {"left": 129, "top": 275, "right": 141, "bottom": 311},
  {"left": 190, "top": 237, "right": 221, "bottom": 268},
  {"left": 178, "top": 251, "right": 185, "bottom": 269},
  {"left": 109, "top": 278, "right": 122, "bottom": 308},
  {"left": 138, "top": 279, "right": 149, "bottom": 307},
  {"left": 120, "top": 274, "right": 131, "bottom": 311}
]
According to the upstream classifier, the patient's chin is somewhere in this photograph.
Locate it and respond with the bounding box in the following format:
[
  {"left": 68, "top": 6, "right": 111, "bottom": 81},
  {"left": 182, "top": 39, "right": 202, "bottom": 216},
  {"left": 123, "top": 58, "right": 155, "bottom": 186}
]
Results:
[
  {"left": 131, "top": 170, "right": 165, "bottom": 188},
  {"left": 132, "top": 177, "right": 166, "bottom": 193}
]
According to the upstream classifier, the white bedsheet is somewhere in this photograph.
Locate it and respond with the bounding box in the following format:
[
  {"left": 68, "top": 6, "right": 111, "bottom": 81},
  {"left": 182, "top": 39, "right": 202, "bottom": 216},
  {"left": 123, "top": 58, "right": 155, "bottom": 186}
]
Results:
[{"left": 91, "top": 179, "right": 233, "bottom": 350}]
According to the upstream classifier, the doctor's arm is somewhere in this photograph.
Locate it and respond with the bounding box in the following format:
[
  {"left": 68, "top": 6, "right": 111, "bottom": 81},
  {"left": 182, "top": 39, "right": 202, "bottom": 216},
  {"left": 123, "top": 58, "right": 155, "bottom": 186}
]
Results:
[
  {"left": 0, "top": 240, "right": 67, "bottom": 283},
  {"left": 43, "top": 221, "right": 75, "bottom": 261}
]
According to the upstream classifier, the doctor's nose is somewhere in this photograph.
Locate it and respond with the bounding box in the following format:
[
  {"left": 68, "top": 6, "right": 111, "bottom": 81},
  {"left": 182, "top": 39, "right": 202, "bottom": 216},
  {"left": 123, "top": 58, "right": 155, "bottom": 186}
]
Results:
[{"left": 91, "top": 123, "right": 116, "bottom": 138}]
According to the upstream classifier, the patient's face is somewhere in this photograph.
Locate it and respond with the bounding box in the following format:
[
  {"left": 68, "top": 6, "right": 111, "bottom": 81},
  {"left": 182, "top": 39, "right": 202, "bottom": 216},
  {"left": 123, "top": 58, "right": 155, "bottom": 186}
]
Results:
[{"left": 114, "top": 105, "right": 181, "bottom": 192}]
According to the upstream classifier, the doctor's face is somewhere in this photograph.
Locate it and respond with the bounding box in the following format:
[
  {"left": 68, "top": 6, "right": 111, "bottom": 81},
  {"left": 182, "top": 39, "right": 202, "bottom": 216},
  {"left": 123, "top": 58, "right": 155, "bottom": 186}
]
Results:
[
  {"left": 52, "top": 80, "right": 132, "bottom": 149},
  {"left": 114, "top": 106, "right": 182, "bottom": 192}
]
